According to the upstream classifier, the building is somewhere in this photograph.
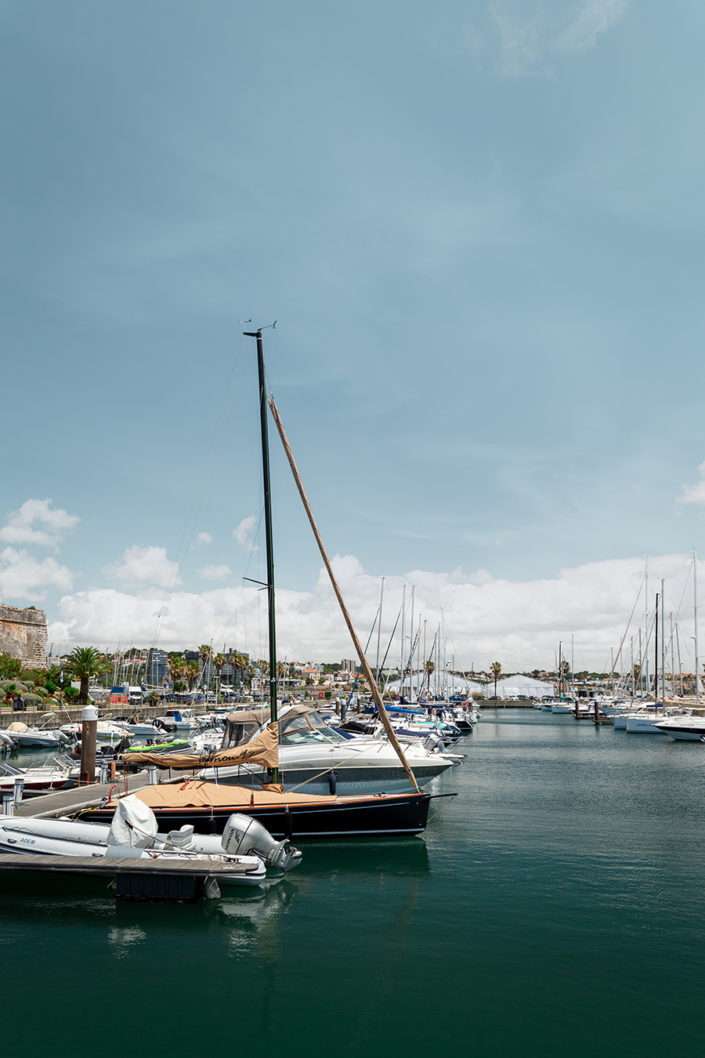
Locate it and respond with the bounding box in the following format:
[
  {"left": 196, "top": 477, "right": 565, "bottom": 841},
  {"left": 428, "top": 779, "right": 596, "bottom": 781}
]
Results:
[
  {"left": 0, "top": 605, "right": 47, "bottom": 670},
  {"left": 145, "top": 648, "right": 169, "bottom": 687}
]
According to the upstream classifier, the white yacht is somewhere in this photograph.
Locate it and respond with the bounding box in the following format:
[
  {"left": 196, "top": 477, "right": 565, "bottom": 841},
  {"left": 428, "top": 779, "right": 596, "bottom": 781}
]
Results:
[
  {"left": 197, "top": 704, "right": 463, "bottom": 795},
  {"left": 5, "top": 720, "right": 70, "bottom": 749},
  {"left": 653, "top": 715, "right": 705, "bottom": 741}
]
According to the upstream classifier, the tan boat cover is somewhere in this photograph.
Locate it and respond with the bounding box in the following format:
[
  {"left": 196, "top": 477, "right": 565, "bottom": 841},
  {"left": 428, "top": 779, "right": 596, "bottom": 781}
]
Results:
[
  {"left": 122, "top": 723, "right": 280, "bottom": 771},
  {"left": 127, "top": 779, "right": 347, "bottom": 809},
  {"left": 224, "top": 703, "right": 315, "bottom": 725}
]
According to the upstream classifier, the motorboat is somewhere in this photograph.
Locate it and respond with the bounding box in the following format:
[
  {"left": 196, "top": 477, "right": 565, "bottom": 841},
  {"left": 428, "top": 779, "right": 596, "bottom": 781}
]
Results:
[
  {"left": 0, "top": 795, "right": 301, "bottom": 886},
  {"left": 0, "top": 756, "right": 86, "bottom": 794},
  {"left": 60, "top": 719, "right": 134, "bottom": 747},
  {"left": 5, "top": 719, "right": 71, "bottom": 749},
  {"left": 154, "top": 708, "right": 199, "bottom": 734},
  {"left": 653, "top": 715, "right": 705, "bottom": 741},
  {"left": 190, "top": 705, "right": 463, "bottom": 795},
  {"left": 112, "top": 716, "right": 163, "bottom": 738},
  {"left": 0, "top": 730, "right": 18, "bottom": 752}
]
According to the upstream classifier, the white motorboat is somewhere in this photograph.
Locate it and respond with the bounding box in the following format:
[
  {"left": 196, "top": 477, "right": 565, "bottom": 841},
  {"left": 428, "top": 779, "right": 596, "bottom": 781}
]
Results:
[
  {"left": 60, "top": 719, "right": 134, "bottom": 747},
  {"left": 195, "top": 704, "right": 463, "bottom": 795},
  {"left": 154, "top": 708, "right": 199, "bottom": 734},
  {"left": 0, "top": 795, "right": 301, "bottom": 887},
  {"left": 5, "top": 720, "right": 70, "bottom": 749},
  {"left": 0, "top": 730, "right": 18, "bottom": 752},
  {"left": 0, "top": 756, "right": 87, "bottom": 794},
  {"left": 653, "top": 715, "right": 705, "bottom": 741},
  {"left": 113, "top": 717, "right": 163, "bottom": 738}
]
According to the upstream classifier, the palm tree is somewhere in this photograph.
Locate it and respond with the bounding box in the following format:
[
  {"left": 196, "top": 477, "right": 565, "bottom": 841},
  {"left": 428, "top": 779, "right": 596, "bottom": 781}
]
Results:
[
  {"left": 424, "top": 659, "right": 435, "bottom": 693},
  {"left": 198, "top": 644, "right": 212, "bottom": 687},
  {"left": 490, "top": 661, "right": 502, "bottom": 699},
  {"left": 186, "top": 660, "right": 200, "bottom": 691},
  {"left": 213, "top": 653, "right": 227, "bottom": 701},
  {"left": 67, "top": 647, "right": 105, "bottom": 705},
  {"left": 167, "top": 655, "right": 185, "bottom": 688}
]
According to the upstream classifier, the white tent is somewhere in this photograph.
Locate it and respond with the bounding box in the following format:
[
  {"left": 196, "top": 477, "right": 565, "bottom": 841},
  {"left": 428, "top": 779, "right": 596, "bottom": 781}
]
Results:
[
  {"left": 483, "top": 674, "right": 555, "bottom": 700},
  {"left": 384, "top": 670, "right": 485, "bottom": 699}
]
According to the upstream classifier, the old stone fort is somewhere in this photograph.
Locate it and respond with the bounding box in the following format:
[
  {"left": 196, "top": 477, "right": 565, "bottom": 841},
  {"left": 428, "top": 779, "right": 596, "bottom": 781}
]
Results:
[{"left": 0, "top": 605, "right": 48, "bottom": 669}]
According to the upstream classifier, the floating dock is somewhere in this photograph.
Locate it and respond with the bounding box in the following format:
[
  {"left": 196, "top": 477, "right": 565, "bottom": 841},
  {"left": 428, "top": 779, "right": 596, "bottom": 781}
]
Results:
[
  {"left": 0, "top": 850, "right": 237, "bottom": 902},
  {"left": 13, "top": 770, "right": 155, "bottom": 819}
]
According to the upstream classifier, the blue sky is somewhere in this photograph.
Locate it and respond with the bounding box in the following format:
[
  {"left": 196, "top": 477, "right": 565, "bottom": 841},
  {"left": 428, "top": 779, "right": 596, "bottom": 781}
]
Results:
[{"left": 2, "top": 1, "right": 705, "bottom": 673}]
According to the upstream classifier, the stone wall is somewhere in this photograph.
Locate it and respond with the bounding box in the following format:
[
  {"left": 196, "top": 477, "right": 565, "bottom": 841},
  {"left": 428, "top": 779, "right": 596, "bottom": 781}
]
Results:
[{"left": 0, "top": 605, "right": 48, "bottom": 670}]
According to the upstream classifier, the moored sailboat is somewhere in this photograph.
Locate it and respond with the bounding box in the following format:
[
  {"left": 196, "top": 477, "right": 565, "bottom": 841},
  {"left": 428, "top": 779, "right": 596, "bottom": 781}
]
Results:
[{"left": 78, "top": 328, "right": 444, "bottom": 837}]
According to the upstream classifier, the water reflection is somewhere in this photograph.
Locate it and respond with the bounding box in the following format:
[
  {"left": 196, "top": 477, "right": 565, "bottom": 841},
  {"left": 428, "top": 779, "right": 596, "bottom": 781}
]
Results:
[
  {"left": 299, "top": 836, "right": 430, "bottom": 880},
  {"left": 107, "top": 924, "right": 147, "bottom": 958}
]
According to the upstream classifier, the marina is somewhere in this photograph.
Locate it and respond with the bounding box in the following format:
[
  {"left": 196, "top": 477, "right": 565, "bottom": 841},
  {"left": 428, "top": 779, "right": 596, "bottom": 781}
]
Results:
[{"left": 4, "top": 708, "right": 705, "bottom": 1055}]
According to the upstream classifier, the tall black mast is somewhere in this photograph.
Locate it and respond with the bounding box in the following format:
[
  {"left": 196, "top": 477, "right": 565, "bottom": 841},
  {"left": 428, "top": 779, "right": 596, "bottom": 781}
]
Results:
[
  {"left": 654, "top": 593, "right": 659, "bottom": 703},
  {"left": 243, "top": 329, "right": 278, "bottom": 762}
]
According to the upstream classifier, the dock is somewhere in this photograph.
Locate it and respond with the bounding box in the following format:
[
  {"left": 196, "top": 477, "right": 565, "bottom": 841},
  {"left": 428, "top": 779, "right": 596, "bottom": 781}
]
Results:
[
  {"left": 13, "top": 770, "right": 163, "bottom": 819},
  {"left": 0, "top": 850, "right": 241, "bottom": 901}
]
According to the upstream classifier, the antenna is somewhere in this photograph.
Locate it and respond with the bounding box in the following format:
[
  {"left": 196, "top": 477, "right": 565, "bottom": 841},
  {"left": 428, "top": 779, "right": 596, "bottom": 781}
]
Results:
[{"left": 242, "top": 320, "right": 277, "bottom": 336}]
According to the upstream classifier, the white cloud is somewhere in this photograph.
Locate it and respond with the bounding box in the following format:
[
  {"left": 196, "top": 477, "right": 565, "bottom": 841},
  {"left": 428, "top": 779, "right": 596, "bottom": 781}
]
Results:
[
  {"left": 198, "top": 564, "right": 232, "bottom": 581},
  {"left": 679, "top": 461, "right": 705, "bottom": 505},
  {"left": 46, "top": 550, "right": 703, "bottom": 675},
  {"left": 105, "top": 545, "right": 181, "bottom": 590},
  {"left": 195, "top": 532, "right": 213, "bottom": 546},
  {"left": 552, "top": 0, "right": 630, "bottom": 55},
  {"left": 480, "top": 0, "right": 631, "bottom": 78},
  {"left": 0, "top": 546, "right": 73, "bottom": 601},
  {"left": 0, "top": 499, "right": 80, "bottom": 552},
  {"left": 490, "top": 1, "right": 543, "bottom": 78},
  {"left": 233, "top": 515, "right": 258, "bottom": 551}
]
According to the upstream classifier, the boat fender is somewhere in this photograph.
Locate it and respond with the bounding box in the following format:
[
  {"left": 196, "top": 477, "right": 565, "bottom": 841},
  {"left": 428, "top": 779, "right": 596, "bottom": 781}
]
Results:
[{"left": 328, "top": 770, "right": 337, "bottom": 795}]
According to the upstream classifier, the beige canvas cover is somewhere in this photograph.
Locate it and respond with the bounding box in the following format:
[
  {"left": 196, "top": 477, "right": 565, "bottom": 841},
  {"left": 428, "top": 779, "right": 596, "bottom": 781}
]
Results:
[
  {"left": 122, "top": 722, "right": 280, "bottom": 771},
  {"left": 224, "top": 703, "right": 315, "bottom": 726},
  {"left": 128, "top": 778, "right": 346, "bottom": 809}
]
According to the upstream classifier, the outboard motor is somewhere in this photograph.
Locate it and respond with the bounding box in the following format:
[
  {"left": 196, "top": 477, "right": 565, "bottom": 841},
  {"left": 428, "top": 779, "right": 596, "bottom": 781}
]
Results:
[
  {"left": 221, "top": 813, "right": 302, "bottom": 872},
  {"left": 106, "top": 794, "right": 159, "bottom": 849}
]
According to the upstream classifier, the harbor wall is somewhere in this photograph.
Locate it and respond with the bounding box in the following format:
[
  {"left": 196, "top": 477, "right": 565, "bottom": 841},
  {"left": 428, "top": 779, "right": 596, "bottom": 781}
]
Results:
[{"left": 0, "top": 605, "right": 48, "bottom": 670}]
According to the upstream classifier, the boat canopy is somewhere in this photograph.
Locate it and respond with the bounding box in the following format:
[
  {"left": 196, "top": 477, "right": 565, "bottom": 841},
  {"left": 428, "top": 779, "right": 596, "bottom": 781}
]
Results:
[
  {"left": 122, "top": 723, "right": 280, "bottom": 771},
  {"left": 221, "top": 703, "right": 317, "bottom": 749}
]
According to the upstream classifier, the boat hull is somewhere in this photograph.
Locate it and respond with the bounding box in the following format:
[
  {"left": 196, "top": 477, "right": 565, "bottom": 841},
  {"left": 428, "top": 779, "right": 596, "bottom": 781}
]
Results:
[{"left": 80, "top": 790, "right": 433, "bottom": 839}]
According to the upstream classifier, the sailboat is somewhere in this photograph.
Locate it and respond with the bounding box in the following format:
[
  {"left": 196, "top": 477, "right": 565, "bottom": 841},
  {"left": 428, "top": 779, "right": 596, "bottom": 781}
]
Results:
[{"left": 78, "top": 329, "right": 443, "bottom": 838}]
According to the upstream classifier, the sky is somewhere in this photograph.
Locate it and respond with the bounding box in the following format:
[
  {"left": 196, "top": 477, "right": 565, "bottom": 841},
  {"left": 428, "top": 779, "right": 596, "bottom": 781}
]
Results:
[{"left": 2, "top": 0, "right": 705, "bottom": 674}]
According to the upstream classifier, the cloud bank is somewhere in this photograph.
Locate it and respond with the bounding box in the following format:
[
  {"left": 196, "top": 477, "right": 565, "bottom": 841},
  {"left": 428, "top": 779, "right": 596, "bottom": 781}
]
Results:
[{"left": 46, "top": 550, "right": 701, "bottom": 674}]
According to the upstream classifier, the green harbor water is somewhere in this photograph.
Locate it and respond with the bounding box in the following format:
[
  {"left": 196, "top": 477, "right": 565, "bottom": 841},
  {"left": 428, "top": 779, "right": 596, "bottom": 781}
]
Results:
[{"left": 5, "top": 709, "right": 705, "bottom": 1058}]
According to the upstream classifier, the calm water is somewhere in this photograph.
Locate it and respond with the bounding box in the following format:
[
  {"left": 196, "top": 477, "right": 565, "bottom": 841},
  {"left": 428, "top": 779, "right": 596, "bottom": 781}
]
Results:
[{"left": 4, "top": 710, "right": 705, "bottom": 1057}]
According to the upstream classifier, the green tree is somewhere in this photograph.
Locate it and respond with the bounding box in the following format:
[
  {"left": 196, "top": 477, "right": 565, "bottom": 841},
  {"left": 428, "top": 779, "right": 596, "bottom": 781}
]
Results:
[
  {"left": 66, "top": 647, "right": 106, "bottom": 705},
  {"left": 213, "top": 653, "right": 227, "bottom": 699},
  {"left": 0, "top": 654, "right": 22, "bottom": 680},
  {"left": 490, "top": 661, "right": 502, "bottom": 698},
  {"left": 185, "top": 660, "right": 200, "bottom": 691},
  {"left": 198, "top": 644, "right": 211, "bottom": 685}
]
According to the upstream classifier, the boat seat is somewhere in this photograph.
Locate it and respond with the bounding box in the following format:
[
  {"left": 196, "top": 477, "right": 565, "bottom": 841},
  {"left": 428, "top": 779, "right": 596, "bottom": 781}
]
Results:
[{"left": 164, "top": 825, "right": 195, "bottom": 850}]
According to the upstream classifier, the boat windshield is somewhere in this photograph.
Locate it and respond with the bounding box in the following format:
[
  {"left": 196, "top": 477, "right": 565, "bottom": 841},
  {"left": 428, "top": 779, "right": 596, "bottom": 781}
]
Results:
[{"left": 279, "top": 710, "right": 345, "bottom": 745}]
